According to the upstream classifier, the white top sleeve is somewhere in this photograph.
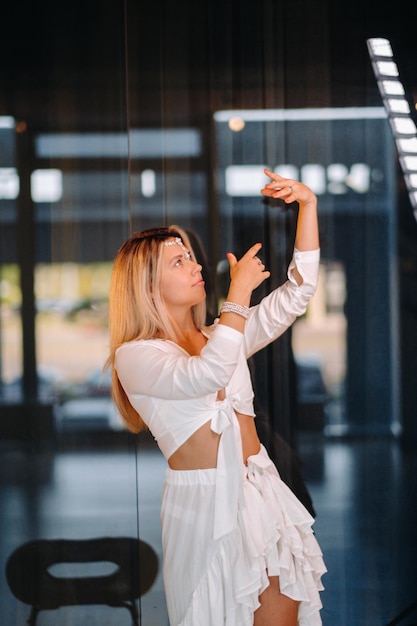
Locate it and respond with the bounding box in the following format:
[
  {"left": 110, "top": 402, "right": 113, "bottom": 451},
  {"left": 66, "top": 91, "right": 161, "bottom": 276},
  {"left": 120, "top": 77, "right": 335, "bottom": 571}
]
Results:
[
  {"left": 244, "top": 248, "right": 320, "bottom": 357},
  {"left": 115, "top": 248, "right": 319, "bottom": 401},
  {"left": 115, "top": 323, "right": 244, "bottom": 400}
]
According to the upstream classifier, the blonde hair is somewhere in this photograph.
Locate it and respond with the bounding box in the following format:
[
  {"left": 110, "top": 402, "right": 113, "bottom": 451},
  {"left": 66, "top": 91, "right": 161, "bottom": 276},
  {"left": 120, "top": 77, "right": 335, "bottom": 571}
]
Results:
[{"left": 106, "top": 225, "right": 207, "bottom": 433}]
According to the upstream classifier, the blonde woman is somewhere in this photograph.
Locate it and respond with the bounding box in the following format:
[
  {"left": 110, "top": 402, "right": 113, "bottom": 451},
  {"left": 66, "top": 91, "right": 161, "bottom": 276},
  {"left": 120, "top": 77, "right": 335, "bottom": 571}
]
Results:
[{"left": 107, "top": 169, "right": 326, "bottom": 626}]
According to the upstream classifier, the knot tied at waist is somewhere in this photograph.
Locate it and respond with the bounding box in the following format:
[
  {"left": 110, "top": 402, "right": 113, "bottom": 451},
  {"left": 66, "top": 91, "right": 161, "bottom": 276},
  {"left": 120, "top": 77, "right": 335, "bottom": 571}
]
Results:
[
  {"left": 210, "top": 395, "right": 245, "bottom": 540},
  {"left": 210, "top": 394, "right": 242, "bottom": 435}
]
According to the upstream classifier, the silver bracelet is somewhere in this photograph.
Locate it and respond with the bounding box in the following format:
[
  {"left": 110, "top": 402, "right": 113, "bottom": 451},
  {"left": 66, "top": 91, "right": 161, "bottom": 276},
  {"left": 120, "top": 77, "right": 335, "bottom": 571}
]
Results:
[{"left": 220, "top": 301, "right": 250, "bottom": 319}]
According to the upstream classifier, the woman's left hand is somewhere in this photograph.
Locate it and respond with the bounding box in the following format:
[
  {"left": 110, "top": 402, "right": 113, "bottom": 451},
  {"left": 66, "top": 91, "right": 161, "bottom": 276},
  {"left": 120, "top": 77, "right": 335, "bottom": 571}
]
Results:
[{"left": 260, "top": 168, "right": 316, "bottom": 207}]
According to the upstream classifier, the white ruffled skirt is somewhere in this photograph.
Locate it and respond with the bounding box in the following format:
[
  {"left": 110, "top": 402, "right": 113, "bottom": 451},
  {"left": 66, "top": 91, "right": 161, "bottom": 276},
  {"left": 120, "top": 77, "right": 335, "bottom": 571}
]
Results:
[{"left": 161, "top": 445, "right": 326, "bottom": 626}]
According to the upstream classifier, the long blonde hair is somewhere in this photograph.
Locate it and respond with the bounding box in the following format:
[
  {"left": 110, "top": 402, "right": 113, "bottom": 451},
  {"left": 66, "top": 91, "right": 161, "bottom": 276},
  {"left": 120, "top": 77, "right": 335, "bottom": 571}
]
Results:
[{"left": 106, "top": 225, "right": 207, "bottom": 433}]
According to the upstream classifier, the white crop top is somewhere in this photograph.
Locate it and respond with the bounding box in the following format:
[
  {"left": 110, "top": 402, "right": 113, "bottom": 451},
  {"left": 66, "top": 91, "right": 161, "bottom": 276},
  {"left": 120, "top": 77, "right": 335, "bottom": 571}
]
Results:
[{"left": 115, "top": 248, "right": 320, "bottom": 460}]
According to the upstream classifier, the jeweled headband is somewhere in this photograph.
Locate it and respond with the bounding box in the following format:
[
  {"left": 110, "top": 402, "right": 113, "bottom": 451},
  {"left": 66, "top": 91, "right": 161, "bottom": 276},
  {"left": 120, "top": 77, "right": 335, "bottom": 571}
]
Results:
[
  {"left": 164, "top": 237, "right": 192, "bottom": 260},
  {"left": 129, "top": 228, "right": 192, "bottom": 260}
]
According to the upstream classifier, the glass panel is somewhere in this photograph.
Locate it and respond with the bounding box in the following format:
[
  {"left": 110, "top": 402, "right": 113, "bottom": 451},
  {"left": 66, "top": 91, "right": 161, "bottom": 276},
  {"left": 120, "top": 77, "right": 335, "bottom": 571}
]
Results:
[
  {"left": 214, "top": 109, "right": 399, "bottom": 437},
  {"left": 1, "top": 2, "right": 415, "bottom": 625},
  {"left": 0, "top": 4, "right": 152, "bottom": 625}
]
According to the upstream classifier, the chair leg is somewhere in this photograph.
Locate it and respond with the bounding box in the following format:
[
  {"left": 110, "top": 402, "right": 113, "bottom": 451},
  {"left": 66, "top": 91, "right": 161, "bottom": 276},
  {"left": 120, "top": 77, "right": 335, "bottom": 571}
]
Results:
[
  {"left": 27, "top": 606, "right": 39, "bottom": 626},
  {"left": 122, "top": 600, "right": 140, "bottom": 626}
]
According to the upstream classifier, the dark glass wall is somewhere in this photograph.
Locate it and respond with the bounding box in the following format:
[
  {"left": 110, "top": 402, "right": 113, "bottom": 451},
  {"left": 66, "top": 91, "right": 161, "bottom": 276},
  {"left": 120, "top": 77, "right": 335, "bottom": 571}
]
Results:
[{"left": 1, "top": 1, "right": 416, "bottom": 624}]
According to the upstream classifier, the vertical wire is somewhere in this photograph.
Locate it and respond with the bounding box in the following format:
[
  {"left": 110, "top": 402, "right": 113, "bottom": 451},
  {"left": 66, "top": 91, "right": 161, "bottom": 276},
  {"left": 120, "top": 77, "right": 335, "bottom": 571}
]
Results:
[
  {"left": 261, "top": 0, "right": 277, "bottom": 455},
  {"left": 159, "top": 11, "right": 168, "bottom": 227},
  {"left": 123, "top": 0, "right": 133, "bottom": 235},
  {"left": 133, "top": 435, "right": 142, "bottom": 623},
  {"left": 256, "top": 0, "right": 273, "bottom": 457},
  {"left": 259, "top": 0, "right": 295, "bottom": 449},
  {"left": 205, "top": 0, "right": 222, "bottom": 315},
  {"left": 122, "top": 1, "right": 142, "bottom": 622},
  {"left": 281, "top": 1, "right": 295, "bottom": 447}
]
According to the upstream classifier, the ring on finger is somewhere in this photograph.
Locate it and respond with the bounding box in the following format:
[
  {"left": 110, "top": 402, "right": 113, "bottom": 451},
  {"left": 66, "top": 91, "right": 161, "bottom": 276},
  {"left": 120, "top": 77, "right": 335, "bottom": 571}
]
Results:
[
  {"left": 289, "top": 185, "right": 294, "bottom": 193},
  {"left": 254, "top": 256, "right": 262, "bottom": 265}
]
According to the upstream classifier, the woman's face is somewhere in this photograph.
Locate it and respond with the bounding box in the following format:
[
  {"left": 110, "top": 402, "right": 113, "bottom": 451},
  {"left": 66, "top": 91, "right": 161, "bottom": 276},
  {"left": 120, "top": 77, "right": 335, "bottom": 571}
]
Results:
[{"left": 158, "top": 237, "right": 206, "bottom": 312}]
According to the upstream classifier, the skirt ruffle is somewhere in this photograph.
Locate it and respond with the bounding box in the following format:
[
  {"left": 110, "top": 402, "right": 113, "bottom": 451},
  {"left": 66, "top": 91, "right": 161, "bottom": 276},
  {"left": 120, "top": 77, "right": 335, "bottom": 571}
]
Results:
[{"left": 163, "top": 445, "right": 326, "bottom": 626}]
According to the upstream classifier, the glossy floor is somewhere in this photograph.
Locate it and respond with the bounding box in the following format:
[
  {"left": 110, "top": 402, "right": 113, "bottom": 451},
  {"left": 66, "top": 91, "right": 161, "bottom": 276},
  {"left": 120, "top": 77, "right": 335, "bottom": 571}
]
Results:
[{"left": 1, "top": 433, "right": 417, "bottom": 625}]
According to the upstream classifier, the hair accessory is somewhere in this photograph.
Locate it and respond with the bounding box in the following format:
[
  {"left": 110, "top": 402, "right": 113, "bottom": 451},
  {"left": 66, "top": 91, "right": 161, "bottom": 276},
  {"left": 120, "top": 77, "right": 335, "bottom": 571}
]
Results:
[
  {"left": 220, "top": 301, "right": 250, "bottom": 319},
  {"left": 164, "top": 237, "right": 183, "bottom": 247},
  {"left": 164, "top": 237, "right": 191, "bottom": 260}
]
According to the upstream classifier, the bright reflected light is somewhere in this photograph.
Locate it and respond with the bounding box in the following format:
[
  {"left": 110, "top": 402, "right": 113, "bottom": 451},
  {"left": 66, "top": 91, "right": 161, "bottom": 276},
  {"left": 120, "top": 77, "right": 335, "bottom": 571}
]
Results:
[
  {"left": 141, "top": 169, "right": 156, "bottom": 197},
  {"left": 400, "top": 156, "right": 417, "bottom": 171},
  {"left": 390, "top": 117, "right": 417, "bottom": 135},
  {"left": 300, "top": 164, "right": 326, "bottom": 194},
  {"left": 405, "top": 173, "right": 417, "bottom": 188},
  {"left": 228, "top": 117, "right": 246, "bottom": 132},
  {"left": 327, "top": 164, "right": 349, "bottom": 194},
  {"left": 374, "top": 61, "right": 399, "bottom": 77},
  {"left": 274, "top": 165, "right": 299, "bottom": 179},
  {"left": 214, "top": 107, "right": 386, "bottom": 122},
  {"left": 0, "top": 116, "right": 15, "bottom": 129},
  {"left": 367, "top": 38, "right": 393, "bottom": 58},
  {"left": 368, "top": 36, "right": 417, "bottom": 219},
  {"left": 345, "top": 163, "right": 371, "bottom": 193},
  {"left": 0, "top": 168, "right": 19, "bottom": 199},
  {"left": 225, "top": 162, "right": 372, "bottom": 197},
  {"left": 378, "top": 80, "right": 405, "bottom": 96},
  {"left": 225, "top": 165, "right": 267, "bottom": 196},
  {"left": 36, "top": 128, "right": 202, "bottom": 159},
  {"left": 31, "top": 169, "right": 63, "bottom": 202},
  {"left": 396, "top": 137, "right": 417, "bottom": 154},
  {"left": 386, "top": 98, "right": 410, "bottom": 114}
]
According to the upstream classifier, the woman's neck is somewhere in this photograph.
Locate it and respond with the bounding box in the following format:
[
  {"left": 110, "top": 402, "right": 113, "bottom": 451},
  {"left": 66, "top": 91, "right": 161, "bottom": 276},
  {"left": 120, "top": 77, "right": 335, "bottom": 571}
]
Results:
[{"left": 167, "top": 308, "right": 198, "bottom": 338}]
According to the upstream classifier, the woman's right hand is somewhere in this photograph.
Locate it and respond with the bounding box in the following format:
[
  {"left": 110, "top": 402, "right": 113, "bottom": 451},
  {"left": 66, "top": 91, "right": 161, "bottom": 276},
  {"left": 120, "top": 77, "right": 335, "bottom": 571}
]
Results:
[
  {"left": 226, "top": 242, "right": 270, "bottom": 307},
  {"left": 261, "top": 168, "right": 319, "bottom": 253}
]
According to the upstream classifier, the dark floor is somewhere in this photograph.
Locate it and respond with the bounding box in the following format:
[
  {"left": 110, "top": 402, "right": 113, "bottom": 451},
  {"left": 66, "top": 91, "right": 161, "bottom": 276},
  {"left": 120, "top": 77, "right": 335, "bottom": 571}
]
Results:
[
  {"left": 1, "top": 430, "right": 417, "bottom": 625},
  {"left": 299, "top": 435, "right": 417, "bottom": 626}
]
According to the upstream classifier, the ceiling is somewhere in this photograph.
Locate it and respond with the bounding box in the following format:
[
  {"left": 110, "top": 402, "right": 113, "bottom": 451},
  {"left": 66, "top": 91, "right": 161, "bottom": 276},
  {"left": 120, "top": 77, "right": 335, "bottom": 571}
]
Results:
[{"left": 1, "top": 0, "right": 415, "bottom": 132}]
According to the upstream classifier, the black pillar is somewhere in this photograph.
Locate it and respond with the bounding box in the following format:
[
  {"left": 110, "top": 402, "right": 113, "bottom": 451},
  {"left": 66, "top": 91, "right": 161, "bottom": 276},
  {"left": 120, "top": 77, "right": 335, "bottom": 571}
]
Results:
[{"left": 16, "top": 121, "right": 38, "bottom": 403}]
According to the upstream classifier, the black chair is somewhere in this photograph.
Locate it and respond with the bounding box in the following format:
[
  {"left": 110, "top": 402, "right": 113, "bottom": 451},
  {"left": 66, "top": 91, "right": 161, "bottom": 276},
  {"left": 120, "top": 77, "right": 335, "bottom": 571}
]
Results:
[{"left": 6, "top": 536, "right": 158, "bottom": 625}]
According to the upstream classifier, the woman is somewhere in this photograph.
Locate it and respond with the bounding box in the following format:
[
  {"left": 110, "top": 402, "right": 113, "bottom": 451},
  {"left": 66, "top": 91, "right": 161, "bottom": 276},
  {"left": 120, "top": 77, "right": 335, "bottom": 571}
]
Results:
[{"left": 107, "top": 168, "right": 326, "bottom": 626}]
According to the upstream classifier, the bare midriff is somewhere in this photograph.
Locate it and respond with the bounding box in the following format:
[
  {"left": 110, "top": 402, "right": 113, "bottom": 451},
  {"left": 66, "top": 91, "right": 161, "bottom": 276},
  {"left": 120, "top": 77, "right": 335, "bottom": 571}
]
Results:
[
  {"left": 168, "top": 410, "right": 261, "bottom": 470},
  {"left": 167, "top": 336, "right": 261, "bottom": 470}
]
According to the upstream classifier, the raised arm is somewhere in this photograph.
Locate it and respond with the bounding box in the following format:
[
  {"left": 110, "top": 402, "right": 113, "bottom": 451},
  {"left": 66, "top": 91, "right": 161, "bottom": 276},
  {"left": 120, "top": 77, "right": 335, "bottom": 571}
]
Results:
[
  {"left": 261, "top": 168, "right": 319, "bottom": 284},
  {"left": 217, "top": 168, "right": 318, "bottom": 332}
]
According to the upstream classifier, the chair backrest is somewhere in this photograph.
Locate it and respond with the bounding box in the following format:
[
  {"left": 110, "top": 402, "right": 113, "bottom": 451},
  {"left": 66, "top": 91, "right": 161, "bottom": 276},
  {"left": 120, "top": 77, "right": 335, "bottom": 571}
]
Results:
[{"left": 6, "top": 537, "right": 159, "bottom": 609}]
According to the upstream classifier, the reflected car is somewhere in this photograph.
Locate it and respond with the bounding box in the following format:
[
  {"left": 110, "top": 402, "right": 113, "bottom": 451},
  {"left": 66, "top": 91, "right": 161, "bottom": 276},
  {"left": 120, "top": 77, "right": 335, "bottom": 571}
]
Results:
[
  {"left": 54, "top": 367, "right": 123, "bottom": 432},
  {"left": 1, "top": 367, "right": 62, "bottom": 404},
  {"left": 54, "top": 396, "right": 123, "bottom": 432}
]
